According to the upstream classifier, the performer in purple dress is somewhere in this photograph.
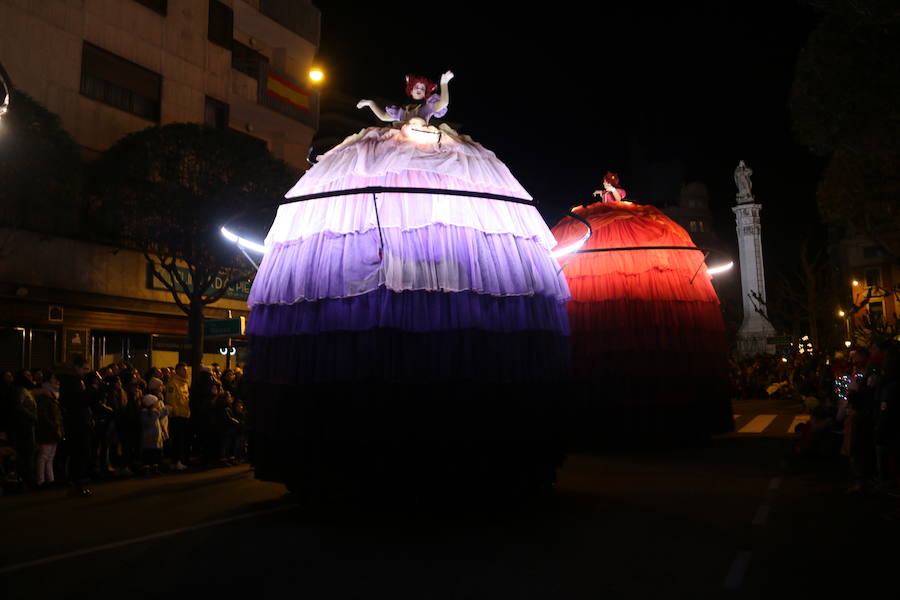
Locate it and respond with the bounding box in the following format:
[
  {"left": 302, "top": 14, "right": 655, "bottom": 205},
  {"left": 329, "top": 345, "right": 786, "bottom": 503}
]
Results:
[{"left": 245, "top": 72, "right": 570, "bottom": 500}]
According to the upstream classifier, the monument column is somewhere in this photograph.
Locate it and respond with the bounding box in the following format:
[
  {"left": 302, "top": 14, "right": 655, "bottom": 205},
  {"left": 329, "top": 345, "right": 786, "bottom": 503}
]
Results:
[{"left": 732, "top": 161, "right": 775, "bottom": 356}]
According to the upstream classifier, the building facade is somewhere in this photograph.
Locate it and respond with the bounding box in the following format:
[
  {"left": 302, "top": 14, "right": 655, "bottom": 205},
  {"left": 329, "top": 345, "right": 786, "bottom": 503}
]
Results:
[
  {"left": 0, "top": 0, "right": 320, "bottom": 373},
  {"left": 831, "top": 230, "right": 900, "bottom": 340}
]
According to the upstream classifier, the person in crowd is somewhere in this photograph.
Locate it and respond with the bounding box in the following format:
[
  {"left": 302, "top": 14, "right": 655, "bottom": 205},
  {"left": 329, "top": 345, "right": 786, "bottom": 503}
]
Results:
[
  {"left": 0, "top": 370, "right": 16, "bottom": 485},
  {"left": 842, "top": 347, "right": 877, "bottom": 492},
  {"left": 58, "top": 355, "right": 96, "bottom": 497},
  {"left": 117, "top": 369, "right": 145, "bottom": 477},
  {"left": 12, "top": 370, "right": 37, "bottom": 487},
  {"left": 188, "top": 366, "right": 218, "bottom": 467},
  {"left": 33, "top": 373, "right": 64, "bottom": 487},
  {"left": 231, "top": 397, "right": 247, "bottom": 463},
  {"left": 139, "top": 394, "right": 167, "bottom": 475},
  {"left": 88, "top": 372, "right": 114, "bottom": 476},
  {"left": 221, "top": 369, "right": 239, "bottom": 399},
  {"left": 147, "top": 376, "right": 168, "bottom": 457},
  {"left": 165, "top": 363, "right": 191, "bottom": 471},
  {"left": 214, "top": 390, "right": 240, "bottom": 465},
  {"left": 31, "top": 368, "right": 45, "bottom": 388},
  {"left": 873, "top": 342, "right": 899, "bottom": 491},
  {"left": 104, "top": 375, "right": 128, "bottom": 473}
]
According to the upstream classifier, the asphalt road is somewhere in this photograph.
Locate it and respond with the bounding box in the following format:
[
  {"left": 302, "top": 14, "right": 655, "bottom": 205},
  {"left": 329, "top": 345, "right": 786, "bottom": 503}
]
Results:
[{"left": 2, "top": 420, "right": 898, "bottom": 598}]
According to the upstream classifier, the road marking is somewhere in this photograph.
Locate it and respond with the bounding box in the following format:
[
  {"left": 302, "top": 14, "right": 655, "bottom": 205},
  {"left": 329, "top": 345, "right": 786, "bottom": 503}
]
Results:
[
  {"left": 723, "top": 550, "right": 752, "bottom": 590},
  {"left": 0, "top": 503, "right": 298, "bottom": 575},
  {"left": 752, "top": 503, "right": 771, "bottom": 526},
  {"left": 789, "top": 414, "right": 810, "bottom": 433},
  {"left": 738, "top": 415, "right": 777, "bottom": 433}
]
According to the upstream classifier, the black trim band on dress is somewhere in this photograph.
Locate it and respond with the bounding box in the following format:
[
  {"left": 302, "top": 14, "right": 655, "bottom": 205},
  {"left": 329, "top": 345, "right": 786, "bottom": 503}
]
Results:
[{"left": 286, "top": 186, "right": 537, "bottom": 205}]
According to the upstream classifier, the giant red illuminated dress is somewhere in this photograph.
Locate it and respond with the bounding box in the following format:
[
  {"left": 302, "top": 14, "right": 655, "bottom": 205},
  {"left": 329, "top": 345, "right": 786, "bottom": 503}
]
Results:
[{"left": 552, "top": 179, "right": 732, "bottom": 439}]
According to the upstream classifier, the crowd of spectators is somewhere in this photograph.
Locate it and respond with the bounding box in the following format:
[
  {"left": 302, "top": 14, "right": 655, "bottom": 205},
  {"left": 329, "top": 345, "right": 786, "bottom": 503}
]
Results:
[
  {"left": 731, "top": 341, "right": 900, "bottom": 496},
  {"left": 0, "top": 357, "right": 247, "bottom": 497}
]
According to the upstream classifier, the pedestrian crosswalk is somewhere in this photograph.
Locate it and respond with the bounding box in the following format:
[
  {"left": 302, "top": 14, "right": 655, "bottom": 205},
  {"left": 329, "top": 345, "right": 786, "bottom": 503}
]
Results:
[{"left": 730, "top": 414, "right": 810, "bottom": 436}]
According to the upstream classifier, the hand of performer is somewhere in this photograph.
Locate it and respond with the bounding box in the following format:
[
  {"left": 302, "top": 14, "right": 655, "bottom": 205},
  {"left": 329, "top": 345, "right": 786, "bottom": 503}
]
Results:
[
  {"left": 441, "top": 71, "right": 454, "bottom": 85},
  {"left": 356, "top": 99, "right": 373, "bottom": 109}
]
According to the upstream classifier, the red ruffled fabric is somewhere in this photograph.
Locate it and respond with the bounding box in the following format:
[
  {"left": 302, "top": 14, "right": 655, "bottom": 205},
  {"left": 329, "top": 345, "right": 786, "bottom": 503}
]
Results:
[{"left": 552, "top": 201, "right": 731, "bottom": 436}]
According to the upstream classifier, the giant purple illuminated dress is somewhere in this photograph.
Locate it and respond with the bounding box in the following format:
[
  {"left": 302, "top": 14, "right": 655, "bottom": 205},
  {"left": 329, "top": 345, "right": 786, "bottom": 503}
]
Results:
[{"left": 244, "top": 91, "right": 571, "bottom": 497}]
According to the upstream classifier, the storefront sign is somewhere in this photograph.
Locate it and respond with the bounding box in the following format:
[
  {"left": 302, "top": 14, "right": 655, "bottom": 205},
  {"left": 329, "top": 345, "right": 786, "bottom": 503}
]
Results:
[{"left": 147, "top": 264, "right": 251, "bottom": 302}]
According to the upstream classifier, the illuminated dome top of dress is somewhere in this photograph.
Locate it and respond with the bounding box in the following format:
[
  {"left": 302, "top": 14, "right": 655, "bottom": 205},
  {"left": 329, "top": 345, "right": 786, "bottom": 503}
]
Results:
[{"left": 246, "top": 72, "right": 570, "bottom": 385}]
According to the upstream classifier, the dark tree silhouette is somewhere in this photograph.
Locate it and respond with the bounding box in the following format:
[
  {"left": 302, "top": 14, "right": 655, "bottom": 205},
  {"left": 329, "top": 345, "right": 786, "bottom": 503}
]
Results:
[
  {"left": 90, "top": 123, "right": 298, "bottom": 376},
  {"left": 0, "top": 90, "right": 83, "bottom": 256},
  {"left": 790, "top": 0, "right": 900, "bottom": 260}
]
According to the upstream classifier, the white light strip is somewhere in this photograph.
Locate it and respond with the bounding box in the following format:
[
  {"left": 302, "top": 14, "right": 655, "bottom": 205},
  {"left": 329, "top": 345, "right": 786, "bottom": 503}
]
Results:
[
  {"left": 550, "top": 230, "right": 592, "bottom": 259},
  {"left": 220, "top": 226, "right": 266, "bottom": 254},
  {"left": 706, "top": 261, "right": 734, "bottom": 275}
]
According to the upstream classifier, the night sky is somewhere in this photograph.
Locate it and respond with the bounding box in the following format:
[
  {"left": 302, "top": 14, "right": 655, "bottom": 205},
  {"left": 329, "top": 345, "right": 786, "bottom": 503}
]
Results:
[{"left": 312, "top": 1, "right": 827, "bottom": 273}]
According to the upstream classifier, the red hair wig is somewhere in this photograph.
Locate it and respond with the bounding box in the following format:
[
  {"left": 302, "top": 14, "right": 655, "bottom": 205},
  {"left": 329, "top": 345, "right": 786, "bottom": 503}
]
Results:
[
  {"left": 405, "top": 74, "right": 438, "bottom": 99},
  {"left": 603, "top": 171, "right": 620, "bottom": 187}
]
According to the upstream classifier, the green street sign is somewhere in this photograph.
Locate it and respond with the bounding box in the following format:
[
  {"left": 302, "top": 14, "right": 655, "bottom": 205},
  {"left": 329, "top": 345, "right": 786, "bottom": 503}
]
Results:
[
  {"left": 147, "top": 264, "right": 252, "bottom": 302},
  {"left": 204, "top": 317, "right": 246, "bottom": 338},
  {"left": 766, "top": 336, "right": 792, "bottom": 345}
]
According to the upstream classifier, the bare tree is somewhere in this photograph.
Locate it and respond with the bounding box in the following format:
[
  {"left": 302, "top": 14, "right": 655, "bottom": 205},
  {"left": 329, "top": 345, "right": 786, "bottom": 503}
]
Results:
[{"left": 90, "top": 124, "right": 297, "bottom": 376}]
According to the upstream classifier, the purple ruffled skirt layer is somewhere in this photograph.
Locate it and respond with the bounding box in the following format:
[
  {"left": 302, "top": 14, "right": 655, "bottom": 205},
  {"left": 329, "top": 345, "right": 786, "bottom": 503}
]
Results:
[
  {"left": 247, "top": 288, "right": 571, "bottom": 336},
  {"left": 249, "top": 223, "right": 569, "bottom": 306}
]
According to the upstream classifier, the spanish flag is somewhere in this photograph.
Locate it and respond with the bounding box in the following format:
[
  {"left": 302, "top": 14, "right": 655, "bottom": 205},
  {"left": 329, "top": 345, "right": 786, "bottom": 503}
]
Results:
[{"left": 265, "top": 71, "right": 310, "bottom": 112}]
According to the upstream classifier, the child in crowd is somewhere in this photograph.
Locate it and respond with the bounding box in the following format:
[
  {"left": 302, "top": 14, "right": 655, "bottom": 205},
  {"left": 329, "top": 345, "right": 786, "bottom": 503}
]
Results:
[{"left": 140, "top": 394, "right": 168, "bottom": 475}]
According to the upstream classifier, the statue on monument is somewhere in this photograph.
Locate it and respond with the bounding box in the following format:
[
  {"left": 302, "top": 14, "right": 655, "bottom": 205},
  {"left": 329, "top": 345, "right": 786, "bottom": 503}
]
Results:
[{"left": 734, "top": 160, "right": 753, "bottom": 200}]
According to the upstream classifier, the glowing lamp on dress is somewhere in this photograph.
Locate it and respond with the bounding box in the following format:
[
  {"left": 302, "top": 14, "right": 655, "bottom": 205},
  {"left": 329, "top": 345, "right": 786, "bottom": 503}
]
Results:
[
  {"left": 551, "top": 230, "right": 592, "bottom": 258},
  {"left": 782, "top": 358, "right": 788, "bottom": 363},
  {"left": 309, "top": 68, "right": 324, "bottom": 83},
  {"left": 852, "top": 280, "right": 860, "bottom": 287},
  {"left": 401, "top": 118, "right": 442, "bottom": 145},
  {"left": 845, "top": 340, "right": 852, "bottom": 348},
  {"left": 220, "top": 226, "right": 266, "bottom": 254},
  {"left": 706, "top": 261, "right": 734, "bottom": 276},
  {"left": 838, "top": 310, "right": 846, "bottom": 317}
]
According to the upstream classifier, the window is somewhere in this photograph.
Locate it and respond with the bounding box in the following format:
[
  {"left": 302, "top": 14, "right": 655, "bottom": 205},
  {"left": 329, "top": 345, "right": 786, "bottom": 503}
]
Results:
[
  {"left": 208, "top": 0, "right": 233, "bottom": 50},
  {"left": 259, "top": 0, "right": 321, "bottom": 46},
  {"left": 232, "top": 41, "right": 268, "bottom": 79},
  {"left": 205, "top": 96, "right": 229, "bottom": 129},
  {"left": 133, "top": 0, "right": 167, "bottom": 15},
  {"left": 865, "top": 267, "right": 882, "bottom": 287},
  {"left": 689, "top": 220, "right": 698, "bottom": 232},
  {"left": 868, "top": 301, "right": 884, "bottom": 327},
  {"left": 863, "top": 246, "right": 884, "bottom": 259},
  {"left": 80, "top": 42, "right": 161, "bottom": 121}
]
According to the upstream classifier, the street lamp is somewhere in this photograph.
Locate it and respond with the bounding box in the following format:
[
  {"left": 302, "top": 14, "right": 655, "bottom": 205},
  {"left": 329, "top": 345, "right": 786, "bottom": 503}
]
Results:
[
  {"left": 0, "top": 60, "right": 11, "bottom": 121},
  {"left": 309, "top": 67, "right": 324, "bottom": 83}
]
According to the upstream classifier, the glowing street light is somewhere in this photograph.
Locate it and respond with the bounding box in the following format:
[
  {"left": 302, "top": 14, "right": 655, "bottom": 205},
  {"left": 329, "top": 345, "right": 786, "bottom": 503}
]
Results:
[
  {"left": 838, "top": 310, "right": 845, "bottom": 317},
  {"left": 852, "top": 280, "right": 860, "bottom": 287},
  {"left": 309, "top": 68, "right": 324, "bottom": 83},
  {"left": 845, "top": 340, "right": 852, "bottom": 348},
  {"left": 0, "top": 60, "right": 11, "bottom": 121}
]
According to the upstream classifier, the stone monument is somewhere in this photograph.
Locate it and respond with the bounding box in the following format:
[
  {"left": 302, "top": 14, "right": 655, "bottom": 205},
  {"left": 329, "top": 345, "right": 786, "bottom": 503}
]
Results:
[{"left": 732, "top": 161, "right": 775, "bottom": 356}]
